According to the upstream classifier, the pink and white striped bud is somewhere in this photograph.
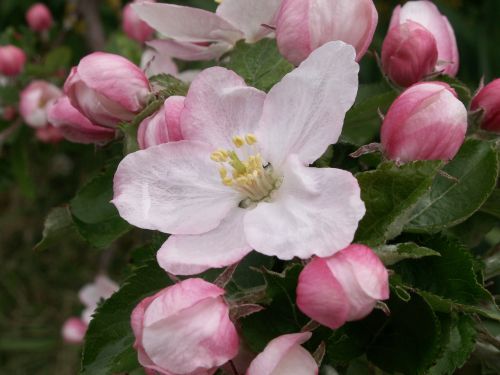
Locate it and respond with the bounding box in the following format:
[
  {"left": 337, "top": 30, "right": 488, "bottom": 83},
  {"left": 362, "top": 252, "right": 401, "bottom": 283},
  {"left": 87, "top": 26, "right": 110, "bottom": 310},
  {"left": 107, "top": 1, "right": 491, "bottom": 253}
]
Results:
[
  {"left": 131, "top": 278, "right": 239, "bottom": 375},
  {"left": 382, "top": 21, "right": 438, "bottom": 87},
  {"left": 20, "top": 80, "right": 62, "bottom": 128},
  {"left": 246, "top": 332, "right": 318, "bottom": 375},
  {"left": 62, "top": 317, "right": 87, "bottom": 344},
  {"left": 381, "top": 82, "right": 467, "bottom": 162},
  {"left": 64, "top": 52, "right": 151, "bottom": 128},
  {"left": 137, "top": 96, "right": 184, "bottom": 149},
  {"left": 123, "top": 1, "right": 156, "bottom": 43},
  {"left": 0, "top": 45, "right": 27, "bottom": 77},
  {"left": 389, "top": 1, "right": 459, "bottom": 76},
  {"left": 471, "top": 79, "right": 500, "bottom": 133},
  {"left": 275, "top": 0, "right": 378, "bottom": 65},
  {"left": 47, "top": 96, "right": 116, "bottom": 145},
  {"left": 297, "top": 244, "right": 389, "bottom": 330},
  {"left": 26, "top": 3, "right": 53, "bottom": 32}
]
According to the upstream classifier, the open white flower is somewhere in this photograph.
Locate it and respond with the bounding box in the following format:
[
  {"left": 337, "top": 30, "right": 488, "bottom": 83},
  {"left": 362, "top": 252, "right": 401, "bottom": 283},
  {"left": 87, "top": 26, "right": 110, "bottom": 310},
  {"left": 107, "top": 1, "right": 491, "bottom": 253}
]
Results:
[{"left": 113, "top": 42, "right": 365, "bottom": 275}]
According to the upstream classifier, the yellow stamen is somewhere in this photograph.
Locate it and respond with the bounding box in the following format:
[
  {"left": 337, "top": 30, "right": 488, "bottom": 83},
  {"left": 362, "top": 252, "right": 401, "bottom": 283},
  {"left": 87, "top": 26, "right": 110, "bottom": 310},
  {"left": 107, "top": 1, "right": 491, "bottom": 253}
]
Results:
[
  {"left": 219, "top": 167, "right": 228, "bottom": 179},
  {"left": 245, "top": 133, "right": 257, "bottom": 145},
  {"left": 222, "top": 177, "right": 233, "bottom": 186},
  {"left": 232, "top": 136, "right": 245, "bottom": 148}
]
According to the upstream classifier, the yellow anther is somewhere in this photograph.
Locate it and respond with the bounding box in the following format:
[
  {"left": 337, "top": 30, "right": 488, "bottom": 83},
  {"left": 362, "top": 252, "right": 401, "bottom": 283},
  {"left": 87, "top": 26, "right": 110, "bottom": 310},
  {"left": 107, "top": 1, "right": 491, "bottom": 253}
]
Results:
[
  {"left": 219, "top": 167, "right": 228, "bottom": 179},
  {"left": 219, "top": 149, "right": 229, "bottom": 160},
  {"left": 222, "top": 177, "right": 233, "bottom": 186},
  {"left": 236, "top": 176, "right": 249, "bottom": 185},
  {"left": 232, "top": 136, "right": 245, "bottom": 148},
  {"left": 210, "top": 151, "right": 222, "bottom": 162},
  {"left": 245, "top": 133, "right": 257, "bottom": 145}
]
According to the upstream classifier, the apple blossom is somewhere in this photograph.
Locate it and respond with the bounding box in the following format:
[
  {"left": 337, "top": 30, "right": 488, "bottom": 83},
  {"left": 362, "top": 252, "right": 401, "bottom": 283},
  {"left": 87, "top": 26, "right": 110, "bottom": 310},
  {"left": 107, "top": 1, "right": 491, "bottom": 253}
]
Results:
[
  {"left": 389, "top": 0, "right": 459, "bottom": 76},
  {"left": 275, "top": 0, "right": 378, "bottom": 65},
  {"left": 47, "top": 96, "right": 116, "bottom": 145},
  {"left": 297, "top": 244, "right": 389, "bottom": 329},
  {"left": 381, "top": 82, "right": 467, "bottom": 162},
  {"left": 64, "top": 52, "right": 151, "bottom": 128},
  {"left": 246, "top": 332, "right": 317, "bottom": 375},
  {"left": 123, "top": 0, "right": 156, "bottom": 43},
  {"left": 113, "top": 42, "right": 365, "bottom": 275},
  {"left": 62, "top": 317, "right": 87, "bottom": 344},
  {"left": 131, "top": 0, "right": 282, "bottom": 61},
  {"left": 131, "top": 278, "right": 239, "bottom": 375},
  {"left": 381, "top": 21, "right": 438, "bottom": 87},
  {"left": 26, "top": 3, "right": 53, "bottom": 32},
  {"left": 20, "top": 80, "right": 62, "bottom": 128},
  {"left": 0, "top": 45, "right": 27, "bottom": 77},
  {"left": 470, "top": 78, "right": 500, "bottom": 133},
  {"left": 138, "top": 96, "right": 185, "bottom": 149}
]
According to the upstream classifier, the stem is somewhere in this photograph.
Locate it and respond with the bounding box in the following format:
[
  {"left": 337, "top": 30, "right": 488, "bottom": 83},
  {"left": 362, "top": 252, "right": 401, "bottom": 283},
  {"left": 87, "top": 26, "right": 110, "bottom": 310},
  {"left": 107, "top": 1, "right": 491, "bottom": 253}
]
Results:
[{"left": 229, "top": 360, "right": 239, "bottom": 375}]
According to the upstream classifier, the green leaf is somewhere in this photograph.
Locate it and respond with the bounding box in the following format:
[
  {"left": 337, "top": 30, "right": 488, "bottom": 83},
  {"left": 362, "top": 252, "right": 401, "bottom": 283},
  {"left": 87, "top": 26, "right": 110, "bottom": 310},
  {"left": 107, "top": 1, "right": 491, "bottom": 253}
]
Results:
[
  {"left": 394, "top": 235, "right": 491, "bottom": 306},
  {"left": 355, "top": 161, "right": 441, "bottom": 246},
  {"left": 428, "top": 314, "right": 477, "bottom": 375},
  {"left": 405, "top": 139, "right": 499, "bottom": 233},
  {"left": 240, "top": 264, "right": 308, "bottom": 353},
  {"left": 81, "top": 257, "right": 172, "bottom": 375},
  {"left": 341, "top": 84, "right": 397, "bottom": 146},
  {"left": 435, "top": 75, "right": 473, "bottom": 103},
  {"left": 480, "top": 189, "right": 500, "bottom": 219},
  {"left": 25, "top": 46, "right": 72, "bottom": 77},
  {"left": 326, "top": 293, "right": 441, "bottom": 374},
  {"left": 227, "top": 39, "right": 294, "bottom": 92},
  {"left": 34, "top": 206, "right": 80, "bottom": 251},
  {"left": 70, "top": 163, "right": 131, "bottom": 248},
  {"left": 374, "top": 242, "right": 440, "bottom": 265}
]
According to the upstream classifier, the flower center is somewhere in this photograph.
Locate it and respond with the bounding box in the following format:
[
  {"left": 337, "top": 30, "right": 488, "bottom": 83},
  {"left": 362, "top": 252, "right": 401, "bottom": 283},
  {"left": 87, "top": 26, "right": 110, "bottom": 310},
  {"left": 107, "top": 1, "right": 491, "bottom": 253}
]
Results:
[{"left": 210, "top": 134, "right": 280, "bottom": 206}]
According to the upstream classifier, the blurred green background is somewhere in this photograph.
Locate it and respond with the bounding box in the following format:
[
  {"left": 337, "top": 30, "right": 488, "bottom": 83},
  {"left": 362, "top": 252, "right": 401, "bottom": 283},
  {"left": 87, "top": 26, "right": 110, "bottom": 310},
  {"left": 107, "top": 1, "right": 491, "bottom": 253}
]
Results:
[{"left": 0, "top": 0, "right": 498, "bottom": 374}]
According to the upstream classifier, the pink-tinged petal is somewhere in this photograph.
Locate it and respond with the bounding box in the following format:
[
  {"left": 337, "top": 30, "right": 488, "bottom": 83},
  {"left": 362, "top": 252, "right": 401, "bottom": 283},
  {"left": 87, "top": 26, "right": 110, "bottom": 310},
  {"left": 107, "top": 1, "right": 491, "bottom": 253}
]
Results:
[
  {"left": 157, "top": 208, "right": 252, "bottom": 275},
  {"left": 257, "top": 41, "right": 358, "bottom": 168},
  {"left": 47, "top": 96, "right": 115, "bottom": 145},
  {"left": 146, "top": 38, "right": 231, "bottom": 62},
  {"left": 216, "top": 0, "right": 282, "bottom": 42},
  {"left": 79, "top": 275, "right": 118, "bottom": 308},
  {"left": 471, "top": 79, "right": 500, "bottom": 133},
  {"left": 112, "top": 141, "right": 241, "bottom": 235},
  {"left": 141, "top": 47, "right": 179, "bottom": 77},
  {"left": 381, "top": 82, "right": 467, "bottom": 162},
  {"left": 62, "top": 317, "right": 87, "bottom": 344},
  {"left": 308, "top": 0, "right": 378, "bottom": 61},
  {"left": 397, "top": 1, "right": 459, "bottom": 76},
  {"left": 132, "top": 2, "right": 243, "bottom": 44},
  {"left": 275, "top": 0, "right": 312, "bottom": 66},
  {"left": 76, "top": 52, "right": 150, "bottom": 113},
  {"left": 122, "top": 2, "right": 155, "bottom": 43},
  {"left": 246, "top": 332, "right": 315, "bottom": 375},
  {"left": 142, "top": 296, "right": 239, "bottom": 374},
  {"left": 326, "top": 245, "right": 389, "bottom": 321},
  {"left": 296, "top": 257, "right": 350, "bottom": 329},
  {"left": 182, "top": 67, "right": 266, "bottom": 150},
  {"left": 20, "top": 80, "right": 62, "bottom": 128},
  {"left": 164, "top": 95, "right": 185, "bottom": 141},
  {"left": 244, "top": 155, "right": 365, "bottom": 260}
]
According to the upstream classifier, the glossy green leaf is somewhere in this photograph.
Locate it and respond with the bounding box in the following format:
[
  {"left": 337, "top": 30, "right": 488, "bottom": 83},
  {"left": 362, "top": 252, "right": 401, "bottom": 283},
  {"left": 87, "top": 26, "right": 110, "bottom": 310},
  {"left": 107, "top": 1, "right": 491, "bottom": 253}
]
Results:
[
  {"left": 374, "top": 242, "right": 440, "bottom": 265},
  {"left": 34, "top": 206, "right": 80, "bottom": 251}
]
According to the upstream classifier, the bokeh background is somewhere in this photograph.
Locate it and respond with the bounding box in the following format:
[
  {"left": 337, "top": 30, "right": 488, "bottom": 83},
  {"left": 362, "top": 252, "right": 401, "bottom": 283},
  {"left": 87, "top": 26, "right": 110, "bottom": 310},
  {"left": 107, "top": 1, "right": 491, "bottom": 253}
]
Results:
[{"left": 0, "top": 0, "right": 499, "bottom": 374}]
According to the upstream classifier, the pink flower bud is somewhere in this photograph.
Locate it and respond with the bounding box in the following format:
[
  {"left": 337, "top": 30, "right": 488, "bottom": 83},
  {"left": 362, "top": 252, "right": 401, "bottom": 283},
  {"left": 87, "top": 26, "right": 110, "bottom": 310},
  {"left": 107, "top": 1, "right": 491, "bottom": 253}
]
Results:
[
  {"left": 381, "top": 21, "right": 438, "bottom": 87},
  {"left": 381, "top": 82, "right": 467, "bottom": 162},
  {"left": 26, "top": 3, "right": 53, "bottom": 32},
  {"left": 131, "top": 278, "right": 239, "bottom": 375},
  {"left": 389, "top": 1, "right": 459, "bottom": 76},
  {"left": 20, "top": 80, "right": 62, "bottom": 128},
  {"left": 123, "top": 1, "right": 156, "bottom": 43},
  {"left": 297, "top": 244, "right": 389, "bottom": 330},
  {"left": 471, "top": 79, "right": 500, "bottom": 133},
  {"left": 62, "top": 317, "right": 87, "bottom": 344},
  {"left": 246, "top": 332, "right": 317, "bottom": 375},
  {"left": 137, "top": 96, "right": 184, "bottom": 149},
  {"left": 47, "top": 96, "right": 116, "bottom": 145},
  {"left": 35, "top": 124, "right": 64, "bottom": 143},
  {"left": 275, "top": 0, "right": 378, "bottom": 65},
  {"left": 0, "top": 45, "right": 27, "bottom": 77},
  {"left": 64, "top": 52, "right": 151, "bottom": 128}
]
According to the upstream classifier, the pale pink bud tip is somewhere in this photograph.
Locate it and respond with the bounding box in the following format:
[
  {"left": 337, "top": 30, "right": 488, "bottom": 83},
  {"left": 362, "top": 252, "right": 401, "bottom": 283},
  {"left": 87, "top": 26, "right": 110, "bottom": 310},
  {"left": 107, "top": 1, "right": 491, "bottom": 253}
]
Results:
[
  {"left": 246, "top": 332, "right": 318, "bottom": 375},
  {"left": 382, "top": 21, "right": 438, "bottom": 87},
  {"left": 62, "top": 317, "right": 87, "bottom": 344},
  {"left": 297, "top": 244, "right": 389, "bottom": 330},
  {"left": 123, "top": 1, "right": 156, "bottom": 43},
  {"left": 26, "top": 3, "right": 53, "bottom": 32},
  {"left": 471, "top": 78, "right": 500, "bottom": 133},
  {"left": 275, "top": 0, "right": 378, "bottom": 65},
  {"left": 0, "top": 45, "right": 27, "bottom": 77},
  {"left": 131, "top": 278, "right": 239, "bottom": 374},
  {"left": 381, "top": 82, "right": 468, "bottom": 162},
  {"left": 20, "top": 80, "right": 63, "bottom": 129}
]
